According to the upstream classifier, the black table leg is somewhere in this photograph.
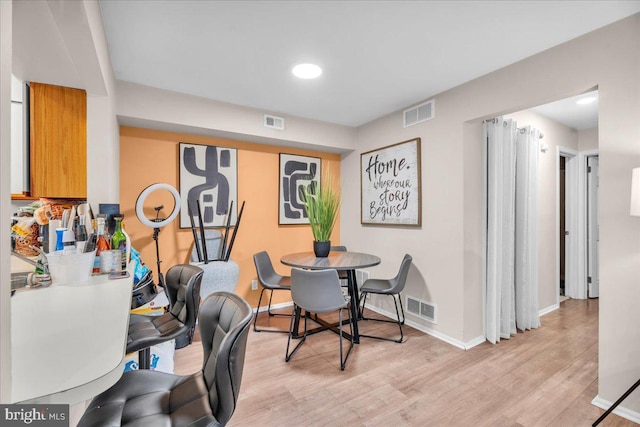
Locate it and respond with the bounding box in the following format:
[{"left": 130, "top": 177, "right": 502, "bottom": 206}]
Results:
[{"left": 347, "top": 269, "right": 360, "bottom": 344}]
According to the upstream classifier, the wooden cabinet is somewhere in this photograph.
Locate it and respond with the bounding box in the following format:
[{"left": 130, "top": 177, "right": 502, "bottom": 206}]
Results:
[{"left": 29, "top": 82, "right": 87, "bottom": 198}]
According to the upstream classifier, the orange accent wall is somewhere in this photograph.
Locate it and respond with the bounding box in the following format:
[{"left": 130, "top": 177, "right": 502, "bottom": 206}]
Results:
[{"left": 119, "top": 126, "right": 341, "bottom": 307}]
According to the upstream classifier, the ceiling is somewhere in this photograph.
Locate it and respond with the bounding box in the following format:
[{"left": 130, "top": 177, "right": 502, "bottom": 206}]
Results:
[
  {"left": 97, "top": 2, "right": 638, "bottom": 127},
  {"left": 531, "top": 90, "right": 599, "bottom": 130}
]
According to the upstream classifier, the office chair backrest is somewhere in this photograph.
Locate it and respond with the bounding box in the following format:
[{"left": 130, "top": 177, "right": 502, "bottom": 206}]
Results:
[
  {"left": 199, "top": 292, "right": 253, "bottom": 425},
  {"left": 165, "top": 264, "right": 203, "bottom": 326},
  {"left": 291, "top": 268, "right": 345, "bottom": 314}
]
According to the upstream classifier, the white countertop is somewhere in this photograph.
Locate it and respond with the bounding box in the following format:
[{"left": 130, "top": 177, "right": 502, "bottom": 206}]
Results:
[{"left": 11, "top": 271, "right": 133, "bottom": 404}]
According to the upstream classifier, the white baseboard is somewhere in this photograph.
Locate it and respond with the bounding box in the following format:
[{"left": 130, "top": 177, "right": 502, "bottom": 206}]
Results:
[
  {"left": 464, "top": 335, "right": 487, "bottom": 349},
  {"left": 592, "top": 395, "right": 640, "bottom": 424},
  {"left": 539, "top": 303, "right": 559, "bottom": 317},
  {"left": 363, "top": 304, "right": 485, "bottom": 350},
  {"left": 254, "top": 300, "right": 293, "bottom": 314}
]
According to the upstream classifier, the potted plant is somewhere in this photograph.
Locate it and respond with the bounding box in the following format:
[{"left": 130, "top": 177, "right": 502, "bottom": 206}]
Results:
[{"left": 300, "top": 172, "right": 340, "bottom": 257}]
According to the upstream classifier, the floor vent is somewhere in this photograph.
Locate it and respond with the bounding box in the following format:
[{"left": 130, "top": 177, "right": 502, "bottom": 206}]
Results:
[
  {"left": 264, "top": 114, "right": 284, "bottom": 130},
  {"left": 406, "top": 296, "right": 437, "bottom": 323},
  {"left": 403, "top": 99, "right": 434, "bottom": 128}
]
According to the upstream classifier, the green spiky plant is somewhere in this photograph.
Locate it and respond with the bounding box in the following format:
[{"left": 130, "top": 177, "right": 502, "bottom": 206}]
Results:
[{"left": 300, "top": 171, "right": 340, "bottom": 242}]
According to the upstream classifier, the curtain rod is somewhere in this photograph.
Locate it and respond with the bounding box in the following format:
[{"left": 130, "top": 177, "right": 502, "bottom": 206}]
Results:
[{"left": 483, "top": 118, "right": 544, "bottom": 139}]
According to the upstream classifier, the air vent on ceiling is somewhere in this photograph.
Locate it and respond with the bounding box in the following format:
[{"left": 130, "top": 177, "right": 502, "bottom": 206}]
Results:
[
  {"left": 264, "top": 114, "right": 285, "bottom": 130},
  {"left": 406, "top": 295, "right": 437, "bottom": 323},
  {"left": 403, "top": 99, "right": 435, "bottom": 128}
]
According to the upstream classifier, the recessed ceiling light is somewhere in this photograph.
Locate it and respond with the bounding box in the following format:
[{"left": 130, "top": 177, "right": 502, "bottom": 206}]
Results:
[
  {"left": 292, "top": 63, "right": 322, "bottom": 79},
  {"left": 576, "top": 96, "right": 598, "bottom": 105}
]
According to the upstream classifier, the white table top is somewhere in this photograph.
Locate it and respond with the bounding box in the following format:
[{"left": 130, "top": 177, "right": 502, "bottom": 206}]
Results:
[{"left": 11, "top": 272, "right": 133, "bottom": 404}]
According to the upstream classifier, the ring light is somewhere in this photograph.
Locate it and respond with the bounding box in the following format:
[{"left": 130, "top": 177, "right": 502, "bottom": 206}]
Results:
[{"left": 135, "top": 183, "right": 181, "bottom": 228}]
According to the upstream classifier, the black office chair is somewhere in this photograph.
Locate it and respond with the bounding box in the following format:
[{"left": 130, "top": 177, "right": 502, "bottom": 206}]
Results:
[
  {"left": 127, "top": 264, "right": 203, "bottom": 369},
  {"left": 253, "top": 251, "right": 291, "bottom": 333},
  {"left": 359, "top": 254, "right": 412, "bottom": 343},
  {"left": 78, "top": 292, "right": 252, "bottom": 427},
  {"left": 286, "top": 268, "right": 354, "bottom": 370}
]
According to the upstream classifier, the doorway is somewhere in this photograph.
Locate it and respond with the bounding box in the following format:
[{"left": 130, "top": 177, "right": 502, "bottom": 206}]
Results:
[
  {"left": 587, "top": 155, "right": 600, "bottom": 298},
  {"left": 558, "top": 148, "right": 578, "bottom": 302},
  {"left": 559, "top": 156, "right": 566, "bottom": 297}
]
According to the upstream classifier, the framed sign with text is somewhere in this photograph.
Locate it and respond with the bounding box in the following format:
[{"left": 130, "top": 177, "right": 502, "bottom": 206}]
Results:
[{"left": 360, "top": 138, "right": 421, "bottom": 226}]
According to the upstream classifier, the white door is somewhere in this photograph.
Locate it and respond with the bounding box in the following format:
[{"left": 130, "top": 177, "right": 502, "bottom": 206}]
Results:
[{"left": 587, "top": 156, "right": 599, "bottom": 298}]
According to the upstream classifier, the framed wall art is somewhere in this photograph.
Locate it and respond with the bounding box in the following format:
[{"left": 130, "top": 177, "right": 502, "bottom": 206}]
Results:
[
  {"left": 279, "top": 153, "right": 321, "bottom": 224},
  {"left": 360, "top": 138, "right": 421, "bottom": 226},
  {"left": 179, "top": 142, "right": 238, "bottom": 228}
]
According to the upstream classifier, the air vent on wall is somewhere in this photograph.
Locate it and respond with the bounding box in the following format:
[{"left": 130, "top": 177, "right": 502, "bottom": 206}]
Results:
[
  {"left": 403, "top": 99, "right": 435, "bottom": 128},
  {"left": 264, "top": 114, "right": 285, "bottom": 130},
  {"left": 356, "top": 269, "right": 370, "bottom": 286},
  {"left": 406, "top": 295, "right": 437, "bottom": 323}
]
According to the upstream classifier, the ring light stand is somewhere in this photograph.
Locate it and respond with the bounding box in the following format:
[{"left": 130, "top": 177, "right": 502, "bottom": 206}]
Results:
[{"left": 135, "top": 183, "right": 181, "bottom": 307}]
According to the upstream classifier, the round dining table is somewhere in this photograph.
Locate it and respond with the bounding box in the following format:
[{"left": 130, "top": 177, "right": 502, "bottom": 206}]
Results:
[{"left": 281, "top": 251, "right": 381, "bottom": 343}]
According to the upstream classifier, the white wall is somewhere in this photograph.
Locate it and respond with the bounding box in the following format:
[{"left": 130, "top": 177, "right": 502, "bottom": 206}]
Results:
[
  {"left": 83, "top": 0, "right": 119, "bottom": 206},
  {"left": 115, "top": 81, "right": 357, "bottom": 154},
  {"left": 0, "top": 0, "right": 12, "bottom": 404},
  {"left": 579, "top": 127, "right": 599, "bottom": 151},
  {"left": 342, "top": 13, "right": 640, "bottom": 412}
]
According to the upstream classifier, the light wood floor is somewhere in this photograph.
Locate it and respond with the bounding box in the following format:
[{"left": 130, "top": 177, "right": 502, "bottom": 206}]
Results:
[{"left": 175, "top": 298, "right": 636, "bottom": 426}]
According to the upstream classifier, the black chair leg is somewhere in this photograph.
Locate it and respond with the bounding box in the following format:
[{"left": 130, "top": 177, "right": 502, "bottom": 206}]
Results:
[
  {"left": 266, "top": 289, "right": 291, "bottom": 317},
  {"left": 359, "top": 293, "right": 404, "bottom": 343},
  {"left": 286, "top": 305, "right": 307, "bottom": 362},
  {"left": 138, "top": 348, "right": 151, "bottom": 370},
  {"left": 254, "top": 288, "right": 289, "bottom": 333},
  {"left": 397, "top": 294, "right": 406, "bottom": 325},
  {"left": 339, "top": 307, "right": 354, "bottom": 371},
  {"left": 392, "top": 295, "right": 404, "bottom": 342}
]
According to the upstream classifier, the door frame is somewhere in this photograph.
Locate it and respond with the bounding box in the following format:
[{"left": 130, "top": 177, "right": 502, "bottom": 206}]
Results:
[
  {"left": 557, "top": 147, "right": 579, "bottom": 302},
  {"left": 557, "top": 148, "right": 599, "bottom": 301}
]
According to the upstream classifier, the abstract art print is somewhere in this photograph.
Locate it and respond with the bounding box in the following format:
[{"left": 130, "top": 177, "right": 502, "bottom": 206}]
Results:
[
  {"left": 360, "top": 138, "right": 421, "bottom": 226},
  {"left": 279, "top": 154, "right": 321, "bottom": 224},
  {"left": 179, "top": 142, "right": 237, "bottom": 228}
]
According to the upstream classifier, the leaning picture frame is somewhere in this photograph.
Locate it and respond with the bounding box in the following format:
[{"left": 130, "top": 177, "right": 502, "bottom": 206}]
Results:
[
  {"left": 178, "top": 142, "right": 238, "bottom": 229},
  {"left": 279, "top": 153, "right": 321, "bottom": 225},
  {"left": 360, "top": 138, "right": 421, "bottom": 226}
]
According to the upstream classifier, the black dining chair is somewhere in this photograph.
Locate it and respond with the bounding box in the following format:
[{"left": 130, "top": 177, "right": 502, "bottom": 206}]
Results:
[
  {"left": 253, "top": 251, "right": 291, "bottom": 333},
  {"left": 286, "top": 268, "right": 354, "bottom": 370},
  {"left": 126, "top": 264, "right": 203, "bottom": 369},
  {"left": 359, "top": 254, "right": 412, "bottom": 343},
  {"left": 330, "top": 245, "right": 350, "bottom": 286},
  {"left": 78, "top": 292, "right": 253, "bottom": 427}
]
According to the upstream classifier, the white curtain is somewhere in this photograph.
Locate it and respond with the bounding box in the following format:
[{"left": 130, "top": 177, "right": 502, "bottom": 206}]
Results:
[
  {"left": 485, "top": 118, "right": 540, "bottom": 344},
  {"left": 515, "top": 126, "right": 540, "bottom": 330}
]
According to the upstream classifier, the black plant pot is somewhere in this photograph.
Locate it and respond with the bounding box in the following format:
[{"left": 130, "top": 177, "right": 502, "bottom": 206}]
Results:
[{"left": 313, "top": 241, "right": 331, "bottom": 258}]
